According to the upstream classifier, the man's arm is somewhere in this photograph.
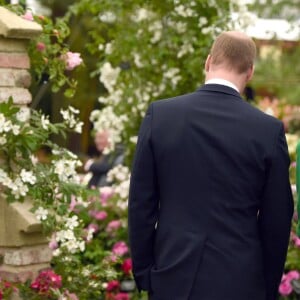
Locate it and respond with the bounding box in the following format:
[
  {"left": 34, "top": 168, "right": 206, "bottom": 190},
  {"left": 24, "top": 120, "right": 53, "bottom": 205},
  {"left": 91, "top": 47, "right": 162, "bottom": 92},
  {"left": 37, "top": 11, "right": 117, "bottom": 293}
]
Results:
[
  {"left": 128, "top": 104, "right": 159, "bottom": 292},
  {"left": 258, "top": 123, "right": 294, "bottom": 300}
]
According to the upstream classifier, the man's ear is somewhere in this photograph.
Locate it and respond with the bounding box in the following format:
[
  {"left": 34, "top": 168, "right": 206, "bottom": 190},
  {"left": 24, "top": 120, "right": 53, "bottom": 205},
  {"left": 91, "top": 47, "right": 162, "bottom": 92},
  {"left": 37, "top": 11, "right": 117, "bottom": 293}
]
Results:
[
  {"left": 246, "top": 64, "right": 255, "bottom": 82},
  {"left": 205, "top": 55, "right": 211, "bottom": 72}
]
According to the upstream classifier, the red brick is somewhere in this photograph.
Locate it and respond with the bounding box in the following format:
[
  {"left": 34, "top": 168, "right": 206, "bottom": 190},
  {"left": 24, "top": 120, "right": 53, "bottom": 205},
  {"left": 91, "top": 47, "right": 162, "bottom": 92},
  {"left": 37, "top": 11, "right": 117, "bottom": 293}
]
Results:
[{"left": 0, "top": 53, "right": 30, "bottom": 69}]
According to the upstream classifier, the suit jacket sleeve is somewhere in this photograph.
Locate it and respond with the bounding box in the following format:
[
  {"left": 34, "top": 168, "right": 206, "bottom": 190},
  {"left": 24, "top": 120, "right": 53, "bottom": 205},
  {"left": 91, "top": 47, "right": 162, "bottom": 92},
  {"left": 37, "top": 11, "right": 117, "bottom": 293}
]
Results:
[
  {"left": 258, "top": 123, "right": 294, "bottom": 300},
  {"left": 128, "top": 104, "right": 159, "bottom": 292}
]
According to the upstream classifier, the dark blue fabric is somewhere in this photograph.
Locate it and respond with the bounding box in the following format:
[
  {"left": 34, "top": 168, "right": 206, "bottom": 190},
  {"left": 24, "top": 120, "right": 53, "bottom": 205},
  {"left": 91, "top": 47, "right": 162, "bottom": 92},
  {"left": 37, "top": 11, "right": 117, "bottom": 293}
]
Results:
[{"left": 128, "top": 84, "right": 293, "bottom": 300}]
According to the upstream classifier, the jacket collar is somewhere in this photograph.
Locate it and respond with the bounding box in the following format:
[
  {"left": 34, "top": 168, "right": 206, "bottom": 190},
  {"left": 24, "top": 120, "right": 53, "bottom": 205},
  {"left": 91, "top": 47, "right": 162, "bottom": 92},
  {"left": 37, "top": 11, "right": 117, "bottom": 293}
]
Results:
[{"left": 196, "top": 84, "right": 242, "bottom": 100}]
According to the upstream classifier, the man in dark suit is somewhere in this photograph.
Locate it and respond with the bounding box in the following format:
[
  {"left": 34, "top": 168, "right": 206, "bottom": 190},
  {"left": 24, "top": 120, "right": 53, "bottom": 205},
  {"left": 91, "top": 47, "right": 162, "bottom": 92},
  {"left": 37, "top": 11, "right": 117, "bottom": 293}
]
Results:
[{"left": 128, "top": 31, "right": 293, "bottom": 300}]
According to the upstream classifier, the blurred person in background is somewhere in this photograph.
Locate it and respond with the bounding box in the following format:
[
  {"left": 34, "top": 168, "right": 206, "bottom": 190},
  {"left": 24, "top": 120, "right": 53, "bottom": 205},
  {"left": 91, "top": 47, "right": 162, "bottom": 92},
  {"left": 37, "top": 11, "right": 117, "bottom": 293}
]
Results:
[{"left": 84, "top": 130, "right": 123, "bottom": 187}]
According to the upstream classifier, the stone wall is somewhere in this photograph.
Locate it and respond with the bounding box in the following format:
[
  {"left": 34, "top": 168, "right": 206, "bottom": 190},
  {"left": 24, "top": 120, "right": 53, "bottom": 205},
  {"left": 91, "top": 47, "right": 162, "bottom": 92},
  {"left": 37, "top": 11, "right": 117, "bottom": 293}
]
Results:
[{"left": 0, "top": 6, "right": 52, "bottom": 299}]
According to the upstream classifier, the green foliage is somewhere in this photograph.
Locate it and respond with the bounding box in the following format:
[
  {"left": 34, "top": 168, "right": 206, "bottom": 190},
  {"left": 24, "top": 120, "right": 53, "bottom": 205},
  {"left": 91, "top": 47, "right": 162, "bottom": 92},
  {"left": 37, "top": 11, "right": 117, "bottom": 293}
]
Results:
[{"left": 253, "top": 46, "right": 300, "bottom": 104}]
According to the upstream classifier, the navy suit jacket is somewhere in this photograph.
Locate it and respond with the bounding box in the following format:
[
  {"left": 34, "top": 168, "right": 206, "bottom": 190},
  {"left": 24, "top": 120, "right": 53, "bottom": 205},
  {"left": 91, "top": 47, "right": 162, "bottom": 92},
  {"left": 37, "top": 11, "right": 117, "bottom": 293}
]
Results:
[{"left": 128, "top": 84, "right": 293, "bottom": 300}]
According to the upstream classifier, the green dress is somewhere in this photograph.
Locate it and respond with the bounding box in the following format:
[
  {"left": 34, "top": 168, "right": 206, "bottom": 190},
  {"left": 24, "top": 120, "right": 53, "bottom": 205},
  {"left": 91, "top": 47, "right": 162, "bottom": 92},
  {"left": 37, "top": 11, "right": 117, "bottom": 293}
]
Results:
[{"left": 296, "top": 141, "right": 300, "bottom": 236}]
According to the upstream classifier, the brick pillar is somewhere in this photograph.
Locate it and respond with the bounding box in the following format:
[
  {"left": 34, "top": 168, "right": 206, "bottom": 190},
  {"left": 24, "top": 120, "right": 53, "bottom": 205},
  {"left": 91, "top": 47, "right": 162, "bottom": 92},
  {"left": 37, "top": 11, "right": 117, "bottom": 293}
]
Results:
[{"left": 0, "top": 7, "right": 52, "bottom": 300}]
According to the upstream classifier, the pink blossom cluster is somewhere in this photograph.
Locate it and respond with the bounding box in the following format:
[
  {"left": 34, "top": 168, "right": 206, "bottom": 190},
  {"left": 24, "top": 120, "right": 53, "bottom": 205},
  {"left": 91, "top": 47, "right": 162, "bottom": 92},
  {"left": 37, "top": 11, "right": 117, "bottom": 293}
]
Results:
[
  {"left": 30, "top": 269, "right": 62, "bottom": 295},
  {"left": 89, "top": 209, "right": 108, "bottom": 220},
  {"left": 291, "top": 232, "right": 300, "bottom": 247},
  {"left": 279, "top": 270, "right": 300, "bottom": 296},
  {"left": 112, "top": 241, "right": 129, "bottom": 256},
  {"left": 64, "top": 52, "right": 83, "bottom": 71},
  {"left": 106, "top": 280, "right": 130, "bottom": 300}
]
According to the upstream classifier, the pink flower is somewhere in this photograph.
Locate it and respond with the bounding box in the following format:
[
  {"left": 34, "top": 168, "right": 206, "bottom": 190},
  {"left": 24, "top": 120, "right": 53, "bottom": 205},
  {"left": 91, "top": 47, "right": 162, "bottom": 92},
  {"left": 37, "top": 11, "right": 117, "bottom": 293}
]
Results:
[
  {"left": 286, "top": 270, "right": 300, "bottom": 281},
  {"left": 89, "top": 210, "right": 107, "bottom": 220},
  {"left": 48, "top": 238, "right": 58, "bottom": 250},
  {"left": 279, "top": 271, "right": 300, "bottom": 296},
  {"left": 22, "top": 11, "right": 34, "bottom": 21},
  {"left": 87, "top": 223, "right": 99, "bottom": 233},
  {"left": 291, "top": 161, "right": 297, "bottom": 168},
  {"left": 69, "top": 195, "right": 82, "bottom": 213},
  {"left": 121, "top": 258, "right": 132, "bottom": 275},
  {"left": 291, "top": 232, "right": 300, "bottom": 248},
  {"left": 106, "top": 280, "right": 120, "bottom": 292},
  {"left": 114, "top": 293, "right": 130, "bottom": 300},
  {"left": 36, "top": 42, "right": 46, "bottom": 52},
  {"left": 64, "top": 290, "right": 79, "bottom": 300},
  {"left": 112, "top": 241, "right": 128, "bottom": 256},
  {"left": 64, "top": 52, "right": 83, "bottom": 71},
  {"left": 100, "top": 186, "right": 114, "bottom": 206},
  {"left": 106, "top": 220, "right": 122, "bottom": 232},
  {"left": 30, "top": 269, "right": 62, "bottom": 294},
  {"left": 279, "top": 280, "right": 293, "bottom": 296}
]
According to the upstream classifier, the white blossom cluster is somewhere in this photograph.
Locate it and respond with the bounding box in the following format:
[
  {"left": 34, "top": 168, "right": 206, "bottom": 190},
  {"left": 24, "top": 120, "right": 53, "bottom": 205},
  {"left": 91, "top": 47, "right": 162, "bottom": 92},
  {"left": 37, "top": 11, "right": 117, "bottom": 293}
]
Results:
[
  {"left": 53, "top": 215, "right": 85, "bottom": 256},
  {"left": 0, "top": 168, "right": 36, "bottom": 199},
  {"left": 60, "top": 106, "right": 83, "bottom": 133},
  {"left": 90, "top": 107, "right": 128, "bottom": 154},
  {"left": 107, "top": 165, "right": 131, "bottom": 210},
  {"left": 132, "top": 8, "right": 154, "bottom": 22},
  {"left": 107, "top": 165, "right": 130, "bottom": 183},
  {"left": 53, "top": 157, "right": 82, "bottom": 183},
  {"left": 35, "top": 206, "right": 49, "bottom": 221},
  {"left": 0, "top": 113, "right": 21, "bottom": 144},
  {"left": 99, "top": 62, "right": 121, "bottom": 93},
  {"left": 16, "top": 107, "right": 30, "bottom": 122}
]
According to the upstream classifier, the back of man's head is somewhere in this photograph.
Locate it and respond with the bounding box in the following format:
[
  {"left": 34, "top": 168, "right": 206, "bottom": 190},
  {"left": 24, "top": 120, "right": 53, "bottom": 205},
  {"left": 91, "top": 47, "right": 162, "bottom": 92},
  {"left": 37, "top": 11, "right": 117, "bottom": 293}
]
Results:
[{"left": 210, "top": 31, "right": 256, "bottom": 74}]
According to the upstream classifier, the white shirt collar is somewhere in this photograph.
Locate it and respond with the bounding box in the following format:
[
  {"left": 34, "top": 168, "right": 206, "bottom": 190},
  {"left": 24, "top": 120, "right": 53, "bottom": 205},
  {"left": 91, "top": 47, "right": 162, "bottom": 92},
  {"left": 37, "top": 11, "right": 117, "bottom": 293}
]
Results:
[{"left": 205, "top": 78, "right": 239, "bottom": 93}]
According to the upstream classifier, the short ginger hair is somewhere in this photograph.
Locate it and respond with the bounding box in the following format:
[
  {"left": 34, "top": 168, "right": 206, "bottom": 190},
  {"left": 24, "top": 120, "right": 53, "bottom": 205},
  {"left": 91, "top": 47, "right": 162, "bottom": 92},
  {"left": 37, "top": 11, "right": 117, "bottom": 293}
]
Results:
[{"left": 210, "top": 31, "right": 256, "bottom": 74}]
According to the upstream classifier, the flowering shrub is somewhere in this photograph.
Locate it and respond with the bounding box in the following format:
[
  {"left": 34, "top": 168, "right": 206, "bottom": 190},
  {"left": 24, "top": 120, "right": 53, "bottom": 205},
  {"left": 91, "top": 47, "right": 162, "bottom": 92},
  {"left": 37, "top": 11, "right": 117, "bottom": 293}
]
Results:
[
  {"left": 0, "top": 279, "right": 15, "bottom": 300},
  {"left": 68, "top": 0, "right": 254, "bottom": 159},
  {"left": 4, "top": 3, "right": 83, "bottom": 98}
]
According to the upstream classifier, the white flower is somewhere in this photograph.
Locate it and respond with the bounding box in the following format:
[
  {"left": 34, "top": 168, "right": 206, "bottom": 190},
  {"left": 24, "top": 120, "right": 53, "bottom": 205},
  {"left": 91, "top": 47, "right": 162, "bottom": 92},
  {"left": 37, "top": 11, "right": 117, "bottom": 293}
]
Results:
[
  {"left": 11, "top": 124, "right": 20, "bottom": 135},
  {"left": 114, "top": 179, "right": 130, "bottom": 199},
  {"left": 56, "top": 229, "right": 76, "bottom": 242},
  {"left": 105, "top": 43, "right": 113, "bottom": 55},
  {"left": 0, "top": 136, "right": 6, "bottom": 145},
  {"left": 130, "top": 136, "right": 138, "bottom": 144},
  {"left": 41, "top": 115, "right": 50, "bottom": 130},
  {"left": 69, "top": 106, "right": 80, "bottom": 114},
  {"left": 99, "top": 11, "right": 116, "bottom": 23},
  {"left": 0, "top": 114, "right": 14, "bottom": 133},
  {"left": 74, "top": 121, "right": 83, "bottom": 133},
  {"left": 82, "top": 268, "right": 91, "bottom": 276},
  {"left": 201, "top": 27, "right": 212, "bottom": 35},
  {"left": 90, "top": 107, "right": 126, "bottom": 153},
  {"left": 86, "top": 228, "right": 95, "bottom": 242},
  {"left": 133, "top": 53, "right": 144, "bottom": 68},
  {"left": 107, "top": 165, "right": 130, "bottom": 183},
  {"left": 66, "top": 215, "right": 79, "bottom": 230},
  {"left": 149, "top": 21, "right": 163, "bottom": 43},
  {"left": 53, "top": 158, "right": 80, "bottom": 182},
  {"left": 16, "top": 107, "right": 30, "bottom": 122},
  {"left": 30, "top": 155, "right": 39, "bottom": 165},
  {"left": 11, "top": 178, "right": 29, "bottom": 198},
  {"left": 20, "top": 169, "right": 36, "bottom": 185},
  {"left": 175, "top": 5, "right": 195, "bottom": 17},
  {"left": 177, "top": 42, "right": 194, "bottom": 58},
  {"left": 99, "top": 62, "right": 121, "bottom": 93},
  {"left": 53, "top": 248, "right": 61, "bottom": 257},
  {"left": 198, "top": 16, "right": 208, "bottom": 27},
  {"left": 102, "top": 283, "right": 108, "bottom": 289},
  {"left": 35, "top": 206, "right": 49, "bottom": 221},
  {"left": 133, "top": 8, "right": 153, "bottom": 22}
]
